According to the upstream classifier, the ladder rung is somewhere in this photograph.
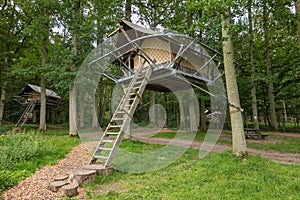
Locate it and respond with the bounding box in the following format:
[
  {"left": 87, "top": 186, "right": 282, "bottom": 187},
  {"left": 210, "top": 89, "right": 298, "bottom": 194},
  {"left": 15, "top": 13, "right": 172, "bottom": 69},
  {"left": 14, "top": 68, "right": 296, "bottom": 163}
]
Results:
[
  {"left": 105, "top": 132, "right": 120, "bottom": 135},
  {"left": 134, "top": 81, "right": 142, "bottom": 85},
  {"left": 112, "top": 118, "right": 125, "bottom": 121},
  {"left": 94, "top": 155, "right": 108, "bottom": 159},
  {"left": 109, "top": 125, "right": 122, "bottom": 128},
  {"left": 102, "top": 139, "right": 115, "bottom": 143},
  {"left": 98, "top": 147, "right": 112, "bottom": 151}
]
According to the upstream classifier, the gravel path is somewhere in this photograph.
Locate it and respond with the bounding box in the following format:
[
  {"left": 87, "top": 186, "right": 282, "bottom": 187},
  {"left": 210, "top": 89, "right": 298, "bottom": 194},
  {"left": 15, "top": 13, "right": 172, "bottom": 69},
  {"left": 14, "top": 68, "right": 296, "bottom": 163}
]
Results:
[{"left": 1, "top": 143, "right": 90, "bottom": 200}]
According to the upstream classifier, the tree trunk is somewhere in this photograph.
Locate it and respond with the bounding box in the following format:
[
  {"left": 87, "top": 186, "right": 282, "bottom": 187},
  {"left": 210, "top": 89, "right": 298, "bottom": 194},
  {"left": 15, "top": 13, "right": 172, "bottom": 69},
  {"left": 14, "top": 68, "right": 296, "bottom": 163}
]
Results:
[
  {"left": 263, "top": 1, "right": 277, "bottom": 130},
  {"left": 39, "top": 35, "right": 48, "bottom": 132},
  {"left": 282, "top": 99, "right": 288, "bottom": 123},
  {"left": 92, "top": 96, "right": 99, "bottom": 128},
  {"left": 39, "top": 75, "right": 47, "bottom": 131},
  {"left": 0, "top": 58, "right": 8, "bottom": 126},
  {"left": 179, "top": 99, "right": 186, "bottom": 129},
  {"left": 150, "top": 91, "right": 156, "bottom": 124},
  {"left": 33, "top": 110, "right": 37, "bottom": 123},
  {"left": 200, "top": 95, "right": 207, "bottom": 131},
  {"left": 221, "top": 10, "right": 247, "bottom": 156},
  {"left": 125, "top": 0, "right": 131, "bottom": 21},
  {"left": 296, "top": 0, "right": 300, "bottom": 52},
  {"left": 79, "top": 91, "right": 85, "bottom": 128},
  {"left": 248, "top": 0, "right": 259, "bottom": 130},
  {"left": 69, "top": 86, "right": 78, "bottom": 136}
]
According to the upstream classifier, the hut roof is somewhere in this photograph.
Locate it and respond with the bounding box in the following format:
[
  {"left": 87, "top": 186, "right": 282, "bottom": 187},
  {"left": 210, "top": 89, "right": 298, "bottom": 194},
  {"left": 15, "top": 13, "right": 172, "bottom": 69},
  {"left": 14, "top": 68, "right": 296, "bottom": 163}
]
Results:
[{"left": 20, "top": 84, "right": 61, "bottom": 99}]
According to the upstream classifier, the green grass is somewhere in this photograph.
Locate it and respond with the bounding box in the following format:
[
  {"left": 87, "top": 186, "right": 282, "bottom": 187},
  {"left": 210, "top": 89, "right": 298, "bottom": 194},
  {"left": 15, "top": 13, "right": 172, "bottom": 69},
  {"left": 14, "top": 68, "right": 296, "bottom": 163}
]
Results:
[
  {"left": 84, "top": 140, "right": 300, "bottom": 199},
  {"left": 246, "top": 135, "right": 300, "bottom": 153},
  {"left": 0, "top": 129, "right": 79, "bottom": 194},
  {"left": 151, "top": 131, "right": 300, "bottom": 154}
]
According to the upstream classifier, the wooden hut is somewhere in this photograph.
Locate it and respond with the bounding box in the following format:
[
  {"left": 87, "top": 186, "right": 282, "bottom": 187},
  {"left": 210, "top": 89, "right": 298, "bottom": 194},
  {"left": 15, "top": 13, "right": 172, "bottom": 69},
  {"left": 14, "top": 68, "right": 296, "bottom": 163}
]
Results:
[{"left": 14, "top": 84, "right": 61, "bottom": 131}]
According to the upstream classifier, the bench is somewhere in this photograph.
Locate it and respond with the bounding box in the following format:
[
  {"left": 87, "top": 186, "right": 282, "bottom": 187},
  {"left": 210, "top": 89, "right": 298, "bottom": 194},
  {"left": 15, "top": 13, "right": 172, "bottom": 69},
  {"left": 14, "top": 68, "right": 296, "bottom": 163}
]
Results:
[{"left": 244, "top": 128, "right": 268, "bottom": 139}]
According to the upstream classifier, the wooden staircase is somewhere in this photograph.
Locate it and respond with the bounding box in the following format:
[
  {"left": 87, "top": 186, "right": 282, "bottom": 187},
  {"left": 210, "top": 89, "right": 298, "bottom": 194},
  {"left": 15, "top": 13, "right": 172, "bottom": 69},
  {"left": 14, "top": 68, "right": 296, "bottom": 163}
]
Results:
[
  {"left": 90, "top": 64, "right": 153, "bottom": 167},
  {"left": 14, "top": 100, "right": 37, "bottom": 132}
]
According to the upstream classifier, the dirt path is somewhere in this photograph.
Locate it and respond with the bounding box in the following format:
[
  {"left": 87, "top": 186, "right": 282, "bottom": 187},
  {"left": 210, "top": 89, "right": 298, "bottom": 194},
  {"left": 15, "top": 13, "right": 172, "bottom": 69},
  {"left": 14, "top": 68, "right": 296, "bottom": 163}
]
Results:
[
  {"left": 1, "top": 144, "right": 90, "bottom": 200},
  {"left": 266, "top": 132, "right": 300, "bottom": 139},
  {"left": 132, "top": 136, "right": 300, "bottom": 165}
]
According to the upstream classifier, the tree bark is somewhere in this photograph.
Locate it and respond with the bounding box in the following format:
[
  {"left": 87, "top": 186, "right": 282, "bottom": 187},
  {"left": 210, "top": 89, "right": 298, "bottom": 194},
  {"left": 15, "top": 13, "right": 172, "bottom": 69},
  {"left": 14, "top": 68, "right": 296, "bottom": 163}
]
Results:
[
  {"left": 263, "top": 1, "right": 277, "bottom": 130},
  {"left": 248, "top": 0, "right": 259, "bottom": 130},
  {"left": 92, "top": 96, "right": 99, "bottom": 128},
  {"left": 69, "top": 86, "right": 78, "bottom": 136},
  {"left": 79, "top": 91, "right": 85, "bottom": 128},
  {"left": 39, "top": 35, "right": 48, "bottom": 132},
  {"left": 296, "top": 0, "right": 300, "bottom": 52},
  {"left": 200, "top": 95, "right": 207, "bottom": 131},
  {"left": 0, "top": 58, "right": 8, "bottom": 126},
  {"left": 221, "top": 10, "right": 247, "bottom": 156},
  {"left": 39, "top": 75, "right": 47, "bottom": 131}
]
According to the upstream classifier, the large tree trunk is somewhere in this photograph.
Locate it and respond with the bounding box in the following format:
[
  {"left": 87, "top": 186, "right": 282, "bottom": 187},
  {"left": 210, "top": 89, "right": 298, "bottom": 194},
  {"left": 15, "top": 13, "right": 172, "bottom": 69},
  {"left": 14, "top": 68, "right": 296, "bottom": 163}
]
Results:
[
  {"left": 221, "top": 10, "right": 247, "bottom": 156},
  {"left": 39, "top": 35, "right": 48, "bottom": 132},
  {"left": 263, "top": 1, "right": 277, "bottom": 130},
  {"left": 39, "top": 76, "right": 47, "bottom": 131},
  {"left": 69, "top": 86, "right": 78, "bottom": 136},
  {"left": 296, "top": 0, "right": 300, "bottom": 52},
  {"left": 0, "top": 58, "right": 8, "bottom": 126},
  {"left": 248, "top": 0, "right": 259, "bottom": 130}
]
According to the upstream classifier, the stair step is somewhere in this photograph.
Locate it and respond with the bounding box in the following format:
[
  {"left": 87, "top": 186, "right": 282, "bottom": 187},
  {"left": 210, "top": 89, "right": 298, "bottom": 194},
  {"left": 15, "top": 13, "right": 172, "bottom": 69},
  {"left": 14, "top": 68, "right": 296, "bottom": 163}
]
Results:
[
  {"left": 134, "top": 81, "right": 142, "bottom": 85},
  {"left": 105, "top": 132, "right": 120, "bottom": 135},
  {"left": 109, "top": 125, "right": 122, "bottom": 128},
  {"left": 112, "top": 118, "right": 125, "bottom": 121},
  {"left": 98, "top": 147, "right": 112, "bottom": 151},
  {"left": 94, "top": 155, "right": 108, "bottom": 159},
  {"left": 102, "top": 139, "right": 115, "bottom": 143}
]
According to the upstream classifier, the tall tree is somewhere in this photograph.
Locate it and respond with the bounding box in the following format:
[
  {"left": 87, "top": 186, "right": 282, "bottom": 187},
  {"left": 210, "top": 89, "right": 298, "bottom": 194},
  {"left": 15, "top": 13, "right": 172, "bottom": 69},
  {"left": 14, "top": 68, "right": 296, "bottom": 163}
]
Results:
[
  {"left": 248, "top": 0, "right": 259, "bottom": 130},
  {"left": 221, "top": 5, "right": 247, "bottom": 156},
  {"left": 39, "top": 19, "right": 49, "bottom": 132},
  {"left": 262, "top": 0, "right": 277, "bottom": 130},
  {"left": 296, "top": 0, "right": 300, "bottom": 52}
]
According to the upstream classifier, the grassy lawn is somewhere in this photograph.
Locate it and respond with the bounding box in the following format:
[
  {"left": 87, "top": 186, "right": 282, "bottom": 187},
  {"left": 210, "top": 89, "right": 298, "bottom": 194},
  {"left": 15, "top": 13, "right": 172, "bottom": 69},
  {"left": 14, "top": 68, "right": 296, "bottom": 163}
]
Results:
[
  {"left": 84, "top": 140, "right": 300, "bottom": 199},
  {"left": 151, "top": 131, "right": 300, "bottom": 154},
  {"left": 0, "top": 129, "right": 79, "bottom": 194}
]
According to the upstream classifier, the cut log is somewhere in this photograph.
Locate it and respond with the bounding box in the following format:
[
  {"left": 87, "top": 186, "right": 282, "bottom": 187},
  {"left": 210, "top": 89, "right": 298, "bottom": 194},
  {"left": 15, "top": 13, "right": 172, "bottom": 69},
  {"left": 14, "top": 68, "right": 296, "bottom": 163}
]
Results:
[
  {"left": 82, "top": 164, "right": 114, "bottom": 176},
  {"left": 68, "top": 169, "right": 96, "bottom": 185},
  {"left": 54, "top": 174, "right": 69, "bottom": 181},
  {"left": 49, "top": 181, "right": 68, "bottom": 192},
  {"left": 61, "top": 183, "right": 78, "bottom": 197}
]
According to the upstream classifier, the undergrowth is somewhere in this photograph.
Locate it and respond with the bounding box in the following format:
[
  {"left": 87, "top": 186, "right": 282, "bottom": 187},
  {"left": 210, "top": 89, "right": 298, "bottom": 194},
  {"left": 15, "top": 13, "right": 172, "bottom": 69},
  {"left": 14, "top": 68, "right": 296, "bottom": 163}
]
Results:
[{"left": 0, "top": 130, "right": 79, "bottom": 193}]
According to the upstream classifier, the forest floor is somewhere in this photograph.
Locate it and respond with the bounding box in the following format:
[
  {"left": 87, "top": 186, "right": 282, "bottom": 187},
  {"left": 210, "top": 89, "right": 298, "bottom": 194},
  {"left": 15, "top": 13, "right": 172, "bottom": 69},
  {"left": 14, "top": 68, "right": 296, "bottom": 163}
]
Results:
[{"left": 2, "top": 130, "right": 300, "bottom": 199}]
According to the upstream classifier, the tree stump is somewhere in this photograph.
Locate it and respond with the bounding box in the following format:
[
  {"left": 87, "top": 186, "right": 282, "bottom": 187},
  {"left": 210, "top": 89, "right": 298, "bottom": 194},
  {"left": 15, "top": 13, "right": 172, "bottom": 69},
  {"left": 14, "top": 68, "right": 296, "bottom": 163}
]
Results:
[
  {"left": 61, "top": 183, "right": 78, "bottom": 197},
  {"left": 54, "top": 174, "right": 69, "bottom": 181},
  {"left": 68, "top": 169, "right": 96, "bottom": 185},
  {"left": 49, "top": 181, "right": 68, "bottom": 192},
  {"left": 82, "top": 164, "right": 114, "bottom": 176}
]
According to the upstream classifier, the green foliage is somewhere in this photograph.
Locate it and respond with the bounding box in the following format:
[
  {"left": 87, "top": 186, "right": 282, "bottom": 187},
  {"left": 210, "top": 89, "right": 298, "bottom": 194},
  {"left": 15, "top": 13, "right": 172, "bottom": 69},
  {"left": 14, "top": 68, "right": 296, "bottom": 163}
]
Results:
[
  {"left": 84, "top": 141, "right": 300, "bottom": 199},
  {"left": 0, "top": 130, "right": 79, "bottom": 193}
]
